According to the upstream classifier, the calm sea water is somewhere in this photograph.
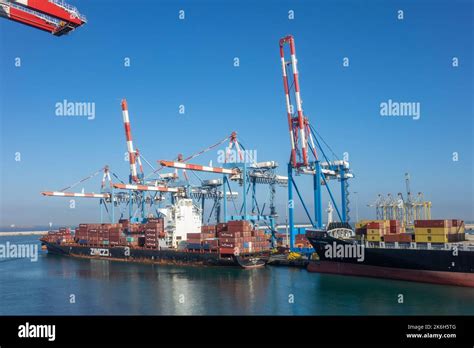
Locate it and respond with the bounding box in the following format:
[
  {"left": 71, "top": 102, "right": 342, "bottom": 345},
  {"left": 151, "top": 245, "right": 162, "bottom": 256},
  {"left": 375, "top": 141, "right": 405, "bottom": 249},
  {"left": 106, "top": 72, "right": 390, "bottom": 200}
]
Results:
[{"left": 1, "top": 235, "right": 473, "bottom": 315}]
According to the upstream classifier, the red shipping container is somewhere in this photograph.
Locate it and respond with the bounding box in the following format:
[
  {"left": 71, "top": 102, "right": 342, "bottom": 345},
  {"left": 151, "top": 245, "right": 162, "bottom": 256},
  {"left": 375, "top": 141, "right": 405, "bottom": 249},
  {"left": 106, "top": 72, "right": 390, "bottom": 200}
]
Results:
[
  {"left": 219, "top": 247, "right": 235, "bottom": 254},
  {"left": 414, "top": 220, "right": 451, "bottom": 228},
  {"left": 218, "top": 231, "right": 241, "bottom": 238},
  {"left": 219, "top": 237, "right": 243, "bottom": 243},
  {"left": 220, "top": 241, "right": 241, "bottom": 248},
  {"left": 384, "top": 233, "right": 413, "bottom": 243},
  {"left": 187, "top": 233, "right": 201, "bottom": 239},
  {"left": 388, "top": 226, "right": 401, "bottom": 234},
  {"left": 228, "top": 225, "right": 252, "bottom": 233},
  {"left": 367, "top": 222, "right": 382, "bottom": 229},
  {"left": 216, "top": 223, "right": 228, "bottom": 232},
  {"left": 389, "top": 220, "right": 400, "bottom": 227},
  {"left": 227, "top": 220, "right": 251, "bottom": 227}
]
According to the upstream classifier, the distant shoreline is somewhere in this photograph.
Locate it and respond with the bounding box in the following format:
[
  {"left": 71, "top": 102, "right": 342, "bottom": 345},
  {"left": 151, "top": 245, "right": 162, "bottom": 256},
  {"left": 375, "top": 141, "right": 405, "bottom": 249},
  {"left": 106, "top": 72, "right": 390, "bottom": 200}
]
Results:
[{"left": 0, "top": 231, "right": 48, "bottom": 236}]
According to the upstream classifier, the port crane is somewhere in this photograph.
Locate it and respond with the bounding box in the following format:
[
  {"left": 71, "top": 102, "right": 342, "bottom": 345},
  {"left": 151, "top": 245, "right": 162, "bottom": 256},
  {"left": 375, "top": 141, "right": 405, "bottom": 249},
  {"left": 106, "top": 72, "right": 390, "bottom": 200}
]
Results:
[
  {"left": 368, "top": 173, "right": 432, "bottom": 227},
  {"left": 0, "top": 0, "right": 86, "bottom": 36},
  {"left": 159, "top": 134, "right": 288, "bottom": 244},
  {"left": 41, "top": 165, "right": 145, "bottom": 223},
  {"left": 278, "top": 35, "right": 354, "bottom": 250}
]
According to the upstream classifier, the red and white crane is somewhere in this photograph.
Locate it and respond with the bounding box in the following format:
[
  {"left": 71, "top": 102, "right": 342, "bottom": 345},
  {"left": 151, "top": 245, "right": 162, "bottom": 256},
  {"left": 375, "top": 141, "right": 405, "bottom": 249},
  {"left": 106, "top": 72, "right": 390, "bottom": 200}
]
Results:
[
  {"left": 112, "top": 183, "right": 180, "bottom": 193},
  {"left": 121, "top": 99, "right": 141, "bottom": 184},
  {"left": 0, "top": 0, "right": 86, "bottom": 36},
  {"left": 159, "top": 160, "right": 238, "bottom": 175},
  {"left": 41, "top": 166, "right": 112, "bottom": 199},
  {"left": 279, "top": 35, "right": 318, "bottom": 168}
]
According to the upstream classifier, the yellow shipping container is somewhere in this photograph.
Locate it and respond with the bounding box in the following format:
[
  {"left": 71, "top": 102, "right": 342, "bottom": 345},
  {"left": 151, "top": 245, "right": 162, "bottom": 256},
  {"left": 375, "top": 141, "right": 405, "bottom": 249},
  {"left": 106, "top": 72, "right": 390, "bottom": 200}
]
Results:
[
  {"left": 414, "top": 227, "right": 449, "bottom": 236},
  {"left": 356, "top": 220, "right": 391, "bottom": 229},
  {"left": 367, "top": 234, "right": 382, "bottom": 242},
  {"left": 415, "top": 234, "right": 448, "bottom": 243},
  {"left": 367, "top": 228, "right": 384, "bottom": 236}
]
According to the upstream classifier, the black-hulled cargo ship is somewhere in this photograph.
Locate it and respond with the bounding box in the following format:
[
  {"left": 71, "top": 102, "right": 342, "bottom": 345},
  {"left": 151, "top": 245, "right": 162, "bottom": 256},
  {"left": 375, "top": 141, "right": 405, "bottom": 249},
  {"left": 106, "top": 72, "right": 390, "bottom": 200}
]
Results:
[
  {"left": 41, "top": 240, "right": 266, "bottom": 268},
  {"left": 40, "top": 219, "right": 269, "bottom": 269},
  {"left": 305, "top": 228, "right": 474, "bottom": 287}
]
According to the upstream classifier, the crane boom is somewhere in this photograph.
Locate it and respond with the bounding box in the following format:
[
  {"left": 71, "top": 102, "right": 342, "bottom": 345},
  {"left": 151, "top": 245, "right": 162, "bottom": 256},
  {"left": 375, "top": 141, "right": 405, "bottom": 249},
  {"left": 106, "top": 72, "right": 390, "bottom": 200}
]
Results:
[
  {"left": 0, "top": 0, "right": 86, "bottom": 36},
  {"left": 112, "top": 183, "right": 180, "bottom": 193},
  {"left": 42, "top": 191, "right": 110, "bottom": 198},
  {"left": 159, "top": 160, "right": 238, "bottom": 175}
]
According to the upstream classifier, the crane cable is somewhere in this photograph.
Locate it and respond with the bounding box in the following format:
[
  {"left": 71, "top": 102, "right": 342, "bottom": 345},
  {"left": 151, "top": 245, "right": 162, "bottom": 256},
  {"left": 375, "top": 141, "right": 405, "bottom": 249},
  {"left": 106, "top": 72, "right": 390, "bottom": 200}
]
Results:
[
  {"left": 144, "top": 133, "right": 233, "bottom": 180},
  {"left": 59, "top": 167, "right": 105, "bottom": 192}
]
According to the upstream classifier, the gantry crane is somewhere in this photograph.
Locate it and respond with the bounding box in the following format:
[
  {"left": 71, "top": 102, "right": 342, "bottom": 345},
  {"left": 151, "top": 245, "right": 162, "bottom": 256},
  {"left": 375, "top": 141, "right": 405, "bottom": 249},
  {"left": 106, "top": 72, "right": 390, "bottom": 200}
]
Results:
[
  {"left": 369, "top": 173, "right": 432, "bottom": 227},
  {"left": 278, "top": 35, "right": 354, "bottom": 250},
  {"left": 0, "top": 0, "right": 86, "bottom": 36}
]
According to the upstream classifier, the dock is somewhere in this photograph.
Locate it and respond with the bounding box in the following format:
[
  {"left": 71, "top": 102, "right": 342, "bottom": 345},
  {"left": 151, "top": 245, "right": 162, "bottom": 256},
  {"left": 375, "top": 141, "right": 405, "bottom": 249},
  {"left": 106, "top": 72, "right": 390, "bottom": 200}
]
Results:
[{"left": 267, "top": 254, "right": 309, "bottom": 268}]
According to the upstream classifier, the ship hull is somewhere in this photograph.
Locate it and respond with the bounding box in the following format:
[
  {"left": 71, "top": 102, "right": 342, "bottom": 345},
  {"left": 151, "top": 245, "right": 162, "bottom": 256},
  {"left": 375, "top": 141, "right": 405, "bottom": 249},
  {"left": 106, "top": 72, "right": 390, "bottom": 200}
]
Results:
[
  {"left": 307, "top": 261, "right": 474, "bottom": 287},
  {"left": 306, "top": 230, "right": 474, "bottom": 287},
  {"left": 43, "top": 242, "right": 266, "bottom": 268}
]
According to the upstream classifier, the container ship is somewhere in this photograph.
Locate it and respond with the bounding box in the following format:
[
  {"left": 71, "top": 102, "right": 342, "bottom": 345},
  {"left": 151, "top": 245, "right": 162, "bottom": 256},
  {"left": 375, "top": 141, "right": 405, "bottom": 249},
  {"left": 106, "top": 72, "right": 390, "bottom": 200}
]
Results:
[
  {"left": 306, "top": 219, "right": 474, "bottom": 287},
  {"left": 40, "top": 218, "right": 269, "bottom": 269}
]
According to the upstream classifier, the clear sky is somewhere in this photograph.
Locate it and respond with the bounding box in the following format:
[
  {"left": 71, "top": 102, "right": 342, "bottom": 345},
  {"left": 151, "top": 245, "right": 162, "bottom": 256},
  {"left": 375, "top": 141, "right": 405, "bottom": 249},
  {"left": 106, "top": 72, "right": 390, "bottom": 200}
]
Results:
[{"left": 0, "top": 0, "right": 472, "bottom": 227}]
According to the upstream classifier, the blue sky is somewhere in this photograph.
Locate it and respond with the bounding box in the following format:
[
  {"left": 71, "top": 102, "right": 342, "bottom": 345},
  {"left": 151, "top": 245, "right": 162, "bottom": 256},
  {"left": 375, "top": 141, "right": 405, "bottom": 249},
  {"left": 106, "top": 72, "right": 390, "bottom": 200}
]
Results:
[{"left": 0, "top": 0, "right": 472, "bottom": 227}]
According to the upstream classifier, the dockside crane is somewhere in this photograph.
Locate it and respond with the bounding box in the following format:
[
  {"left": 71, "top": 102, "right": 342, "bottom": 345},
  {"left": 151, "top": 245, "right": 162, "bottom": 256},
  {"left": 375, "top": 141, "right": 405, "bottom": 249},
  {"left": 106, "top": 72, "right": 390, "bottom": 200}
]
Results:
[
  {"left": 278, "top": 35, "right": 354, "bottom": 250},
  {"left": 369, "top": 173, "right": 432, "bottom": 227},
  {"left": 160, "top": 133, "right": 288, "bottom": 245},
  {"left": 0, "top": 0, "right": 86, "bottom": 36},
  {"left": 42, "top": 166, "right": 131, "bottom": 223}
]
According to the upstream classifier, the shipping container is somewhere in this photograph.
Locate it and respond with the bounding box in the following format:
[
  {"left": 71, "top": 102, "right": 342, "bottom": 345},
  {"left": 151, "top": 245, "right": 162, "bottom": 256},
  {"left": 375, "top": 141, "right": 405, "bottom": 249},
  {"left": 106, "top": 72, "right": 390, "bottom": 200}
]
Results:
[
  {"left": 414, "top": 220, "right": 451, "bottom": 228},
  {"left": 219, "top": 247, "right": 235, "bottom": 254},
  {"left": 414, "top": 227, "right": 449, "bottom": 236},
  {"left": 415, "top": 234, "right": 449, "bottom": 243},
  {"left": 384, "top": 233, "right": 413, "bottom": 243},
  {"left": 367, "top": 229, "right": 384, "bottom": 236},
  {"left": 218, "top": 231, "right": 241, "bottom": 238},
  {"left": 216, "top": 223, "right": 228, "bottom": 232},
  {"left": 367, "top": 234, "right": 382, "bottom": 242},
  {"left": 187, "top": 233, "right": 201, "bottom": 240},
  {"left": 187, "top": 243, "right": 203, "bottom": 250}
]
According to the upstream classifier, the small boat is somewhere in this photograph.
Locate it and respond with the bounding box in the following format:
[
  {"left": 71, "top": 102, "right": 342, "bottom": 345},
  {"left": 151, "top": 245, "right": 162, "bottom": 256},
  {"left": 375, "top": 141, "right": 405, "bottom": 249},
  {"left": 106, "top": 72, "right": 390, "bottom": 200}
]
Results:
[{"left": 234, "top": 255, "right": 266, "bottom": 269}]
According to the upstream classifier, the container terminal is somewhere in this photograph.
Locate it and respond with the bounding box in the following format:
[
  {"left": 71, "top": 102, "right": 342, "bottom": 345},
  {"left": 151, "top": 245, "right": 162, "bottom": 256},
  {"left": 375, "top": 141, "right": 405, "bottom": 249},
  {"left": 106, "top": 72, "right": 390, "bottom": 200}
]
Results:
[{"left": 8, "top": 3, "right": 470, "bottom": 286}]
